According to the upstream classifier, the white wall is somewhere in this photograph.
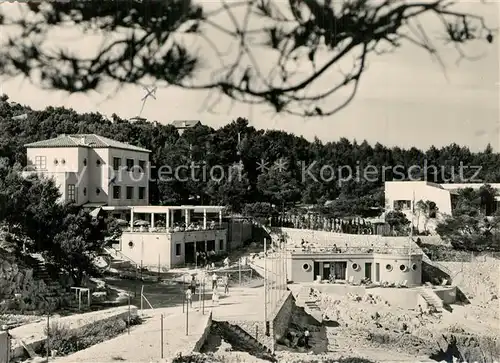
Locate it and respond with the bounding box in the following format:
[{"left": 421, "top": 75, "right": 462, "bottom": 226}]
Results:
[
  {"left": 107, "top": 148, "right": 150, "bottom": 206},
  {"left": 120, "top": 232, "right": 171, "bottom": 268},
  {"left": 384, "top": 181, "right": 452, "bottom": 233},
  {"left": 26, "top": 146, "right": 150, "bottom": 206}
]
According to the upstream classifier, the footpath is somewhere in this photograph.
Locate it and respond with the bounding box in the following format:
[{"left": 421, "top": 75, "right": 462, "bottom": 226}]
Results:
[{"left": 55, "top": 306, "right": 210, "bottom": 363}]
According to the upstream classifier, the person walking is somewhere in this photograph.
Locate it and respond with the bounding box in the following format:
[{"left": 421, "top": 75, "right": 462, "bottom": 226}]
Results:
[
  {"left": 212, "top": 272, "right": 218, "bottom": 290},
  {"left": 223, "top": 274, "right": 229, "bottom": 295},
  {"left": 185, "top": 288, "right": 193, "bottom": 307},
  {"left": 190, "top": 275, "right": 196, "bottom": 295}
]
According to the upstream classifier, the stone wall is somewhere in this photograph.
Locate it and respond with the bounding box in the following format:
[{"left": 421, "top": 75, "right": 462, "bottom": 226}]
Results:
[
  {"left": 192, "top": 313, "right": 212, "bottom": 353},
  {"left": 226, "top": 320, "right": 272, "bottom": 351},
  {"left": 226, "top": 291, "right": 294, "bottom": 352},
  {"left": 0, "top": 331, "right": 9, "bottom": 363},
  {"left": 439, "top": 257, "right": 499, "bottom": 304},
  {"left": 271, "top": 291, "right": 293, "bottom": 351}
]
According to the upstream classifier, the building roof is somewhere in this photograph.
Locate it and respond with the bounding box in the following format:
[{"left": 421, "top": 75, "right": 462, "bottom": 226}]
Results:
[
  {"left": 171, "top": 120, "right": 201, "bottom": 129},
  {"left": 131, "top": 205, "right": 226, "bottom": 214},
  {"left": 24, "top": 134, "right": 151, "bottom": 153}
]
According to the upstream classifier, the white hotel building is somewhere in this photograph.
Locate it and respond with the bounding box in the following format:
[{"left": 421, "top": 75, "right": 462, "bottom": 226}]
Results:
[{"left": 24, "top": 134, "right": 151, "bottom": 216}]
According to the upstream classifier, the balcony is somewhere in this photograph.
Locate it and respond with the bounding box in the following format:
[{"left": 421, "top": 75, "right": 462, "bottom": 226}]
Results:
[{"left": 123, "top": 223, "right": 228, "bottom": 234}]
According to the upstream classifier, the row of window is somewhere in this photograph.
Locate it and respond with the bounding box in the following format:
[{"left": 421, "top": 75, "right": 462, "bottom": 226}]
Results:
[
  {"left": 113, "top": 186, "right": 146, "bottom": 200},
  {"left": 66, "top": 185, "right": 146, "bottom": 202},
  {"left": 113, "top": 157, "right": 147, "bottom": 172},
  {"left": 128, "top": 240, "right": 225, "bottom": 256},
  {"left": 301, "top": 262, "right": 418, "bottom": 272},
  {"left": 32, "top": 156, "right": 148, "bottom": 172}
]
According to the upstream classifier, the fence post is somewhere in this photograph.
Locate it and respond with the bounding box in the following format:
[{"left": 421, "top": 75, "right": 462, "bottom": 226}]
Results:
[
  {"left": 46, "top": 313, "right": 50, "bottom": 360},
  {"left": 160, "top": 314, "right": 164, "bottom": 359},
  {"left": 127, "top": 293, "right": 131, "bottom": 335},
  {"left": 186, "top": 296, "right": 189, "bottom": 336},
  {"left": 140, "top": 285, "right": 144, "bottom": 315}
]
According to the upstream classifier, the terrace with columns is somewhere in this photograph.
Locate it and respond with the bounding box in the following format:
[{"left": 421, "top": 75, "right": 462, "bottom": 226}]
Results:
[{"left": 117, "top": 205, "right": 229, "bottom": 268}]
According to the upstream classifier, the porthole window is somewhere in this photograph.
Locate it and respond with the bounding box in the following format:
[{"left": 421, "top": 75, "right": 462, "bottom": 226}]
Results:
[
  {"left": 83, "top": 158, "right": 87, "bottom": 166},
  {"left": 385, "top": 264, "right": 393, "bottom": 272},
  {"left": 96, "top": 160, "right": 101, "bottom": 166},
  {"left": 302, "top": 263, "right": 311, "bottom": 271},
  {"left": 83, "top": 188, "right": 87, "bottom": 196},
  {"left": 352, "top": 263, "right": 360, "bottom": 271},
  {"left": 61, "top": 159, "right": 66, "bottom": 164},
  {"left": 54, "top": 159, "right": 59, "bottom": 165},
  {"left": 96, "top": 188, "right": 100, "bottom": 195},
  {"left": 400, "top": 264, "right": 407, "bottom": 272},
  {"left": 128, "top": 241, "right": 134, "bottom": 248},
  {"left": 411, "top": 264, "right": 417, "bottom": 271}
]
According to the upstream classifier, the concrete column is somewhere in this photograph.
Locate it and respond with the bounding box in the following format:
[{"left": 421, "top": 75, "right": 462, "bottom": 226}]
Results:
[
  {"left": 130, "top": 209, "right": 134, "bottom": 230},
  {"left": 170, "top": 210, "right": 174, "bottom": 226},
  {"left": 219, "top": 211, "right": 222, "bottom": 226},
  {"left": 150, "top": 213, "right": 155, "bottom": 228},
  {"left": 166, "top": 212, "right": 170, "bottom": 228},
  {"left": 203, "top": 209, "right": 207, "bottom": 229},
  {"left": 185, "top": 209, "right": 189, "bottom": 225}
]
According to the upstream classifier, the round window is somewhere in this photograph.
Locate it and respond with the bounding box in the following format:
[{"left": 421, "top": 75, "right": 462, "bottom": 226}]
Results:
[
  {"left": 128, "top": 241, "right": 134, "bottom": 248},
  {"left": 54, "top": 159, "right": 59, "bottom": 165},
  {"left": 352, "top": 263, "right": 359, "bottom": 271},
  {"left": 411, "top": 264, "right": 417, "bottom": 271},
  {"left": 400, "top": 264, "right": 407, "bottom": 271},
  {"left": 61, "top": 159, "right": 66, "bottom": 164},
  {"left": 302, "top": 263, "right": 311, "bottom": 271},
  {"left": 96, "top": 160, "right": 101, "bottom": 166},
  {"left": 385, "top": 264, "right": 393, "bottom": 271},
  {"left": 96, "top": 188, "right": 100, "bottom": 195},
  {"left": 83, "top": 158, "right": 87, "bottom": 166}
]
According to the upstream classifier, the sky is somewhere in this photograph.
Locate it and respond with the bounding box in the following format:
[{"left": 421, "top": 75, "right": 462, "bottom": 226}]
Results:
[{"left": 0, "top": 1, "right": 498, "bottom": 152}]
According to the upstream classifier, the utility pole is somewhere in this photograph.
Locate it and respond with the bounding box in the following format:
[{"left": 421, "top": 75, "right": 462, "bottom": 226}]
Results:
[
  {"left": 264, "top": 238, "right": 268, "bottom": 323},
  {"left": 182, "top": 275, "right": 185, "bottom": 313},
  {"left": 202, "top": 275, "right": 205, "bottom": 315},
  {"left": 46, "top": 312, "right": 50, "bottom": 360},
  {"left": 239, "top": 258, "right": 242, "bottom": 286}
]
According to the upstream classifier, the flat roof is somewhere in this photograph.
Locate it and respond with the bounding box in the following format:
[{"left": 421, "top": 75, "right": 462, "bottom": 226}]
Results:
[{"left": 131, "top": 205, "right": 225, "bottom": 213}]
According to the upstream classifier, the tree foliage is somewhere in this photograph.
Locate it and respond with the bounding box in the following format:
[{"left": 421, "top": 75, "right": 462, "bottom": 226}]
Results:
[
  {"left": 436, "top": 185, "right": 500, "bottom": 251},
  {"left": 0, "top": 160, "right": 117, "bottom": 283},
  {"left": 0, "top": 1, "right": 496, "bottom": 116},
  {"left": 2, "top": 97, "right": 500, "bottom": 219}
]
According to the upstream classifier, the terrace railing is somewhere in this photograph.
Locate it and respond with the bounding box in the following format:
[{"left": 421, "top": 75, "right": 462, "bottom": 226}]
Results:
[{"left": 290, "top": 246, "right": 419, "bottom": 255}]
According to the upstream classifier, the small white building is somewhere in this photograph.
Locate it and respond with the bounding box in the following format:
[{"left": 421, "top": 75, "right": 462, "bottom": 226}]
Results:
[
  {"left": 385, "top": 181, "right": 500, "bottom": 233},
  {"left": 119, "top": 205, "right": 228, "bottom": 268},
  {"left": 23, "top": 134, "right": 151, "bottom": 211}
]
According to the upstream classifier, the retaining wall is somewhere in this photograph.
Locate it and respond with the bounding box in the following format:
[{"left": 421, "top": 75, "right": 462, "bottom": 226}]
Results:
[
  {"left": 9, "top": 305, "right": 138, "bottom": 359},
  {"left": 225, "top": 291, "right": 293, "bottom": 352},
  {"left": 191, "top": 312, "right": 212, "bottom": 353},
  {"left": 0, "top": 331, "right": 9, "bottom": 363}
]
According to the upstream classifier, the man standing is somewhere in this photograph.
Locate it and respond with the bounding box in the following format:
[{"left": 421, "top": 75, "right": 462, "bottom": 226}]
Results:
[
  {"left": 212, "top": 272, "right": 218, "bottom": 290},
  {"left": 190, "top": 275, "right": 196, "bottom": 295},
  {"left": 304, "top": 329, "right": 310, "bottom": 348}
]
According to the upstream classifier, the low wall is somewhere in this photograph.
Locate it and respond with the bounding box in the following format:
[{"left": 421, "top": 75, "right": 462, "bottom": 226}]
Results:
[
  {"left": 9, "top": 306, "right": 138, "bottom": 359},
  {"left": 226, "top": 291, "right": 293, "bottom": 352},
  {"left": 271, "top": 291, "right": 293, "bottom": 351},
  {"left": 0, "top": 331, "right": 8, "bottom": 363},
  {"left": 191, "top": 312, "right": 212, "bottom": 353}
]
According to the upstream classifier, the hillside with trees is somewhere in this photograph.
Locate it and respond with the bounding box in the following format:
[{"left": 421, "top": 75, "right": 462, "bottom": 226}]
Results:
[{"left": 2, "top": 93, "right": 500, "bottom": 218}]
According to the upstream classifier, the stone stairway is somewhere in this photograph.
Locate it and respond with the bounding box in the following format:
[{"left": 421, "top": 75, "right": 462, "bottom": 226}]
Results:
[
  {"left": 103, "top": 247, "right": 139, "bottom": 278},
  {"left": 416, "top": 286, "right": 443, "bottom": 312},
  {"left": 213, "top": 321, "right": 276, "bottom": 361},
  {"left": 293, "top": 286, "right": 323, "bottom": 323}
]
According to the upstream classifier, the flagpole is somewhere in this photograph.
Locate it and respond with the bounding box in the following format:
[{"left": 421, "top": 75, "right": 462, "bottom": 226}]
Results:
[{"left": 409, "top": 190, "right": 415, "bottom": 265}]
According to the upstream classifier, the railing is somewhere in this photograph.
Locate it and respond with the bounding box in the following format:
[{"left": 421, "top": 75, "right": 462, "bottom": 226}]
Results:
[
  {"left": 123, "top": 225, "right": 227, "bottom": 233},
  {"left": 290, "top": 246, "right": 419, "bottom": 255}
]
